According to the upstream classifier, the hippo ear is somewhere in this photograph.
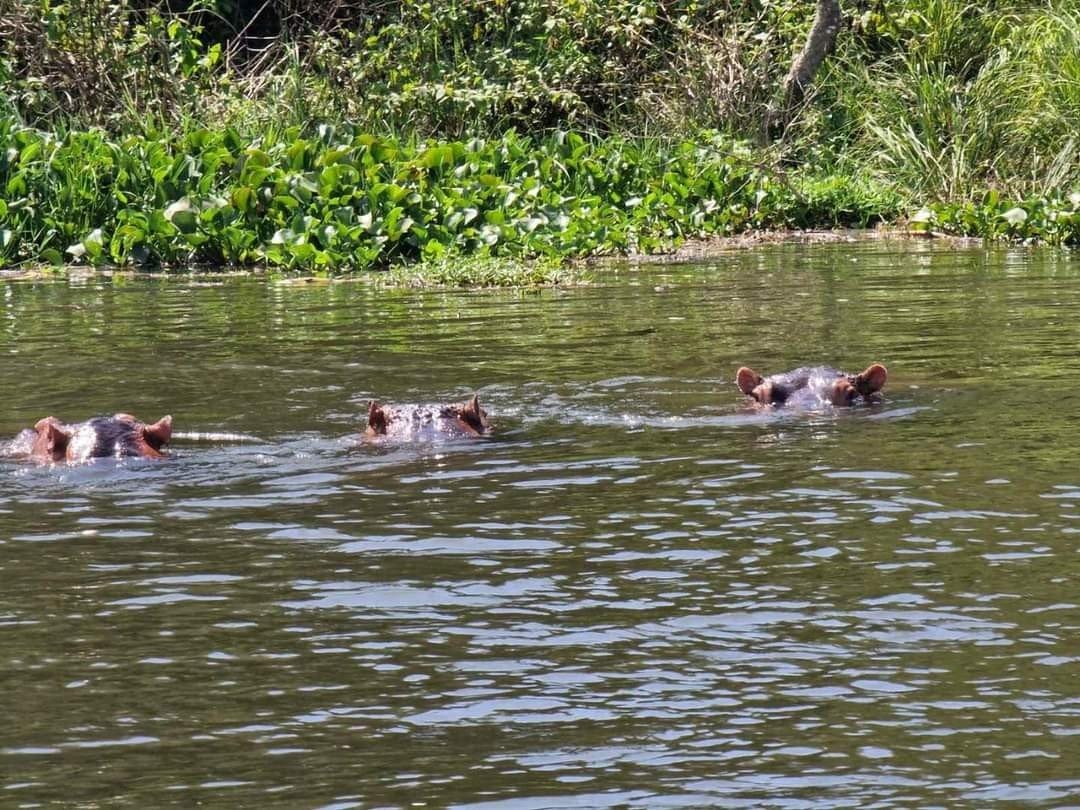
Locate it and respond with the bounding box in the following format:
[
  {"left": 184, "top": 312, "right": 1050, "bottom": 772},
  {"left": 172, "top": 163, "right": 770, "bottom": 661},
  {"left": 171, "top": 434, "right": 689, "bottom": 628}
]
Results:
[
  {"left": 736, "top": 367, "right": 764, "bottom": 396},
  {"left": 367, "top": 401, "right": 388, "bottom": 435},
  {"left": 460, "top": 394, "right": 488, "bottom": 433},
  {"left": 462, "top": 394, "right": 482, "bottom": 418},
  {"left": 34, "top": 417, "right": 72, "bottom": 455},
  {"left": 855, "top": 363, "right": 888, "bottom": 395},
  {"left": 142, "top": 415, "right": 173, "bottom": 449}
]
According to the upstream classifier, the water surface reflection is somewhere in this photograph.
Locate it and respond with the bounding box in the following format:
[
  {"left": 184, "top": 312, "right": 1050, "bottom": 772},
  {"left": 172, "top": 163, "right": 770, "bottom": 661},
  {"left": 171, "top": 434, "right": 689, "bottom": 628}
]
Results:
[{"left": 3, "top": 240, "right": 1080, "bottom": 806}]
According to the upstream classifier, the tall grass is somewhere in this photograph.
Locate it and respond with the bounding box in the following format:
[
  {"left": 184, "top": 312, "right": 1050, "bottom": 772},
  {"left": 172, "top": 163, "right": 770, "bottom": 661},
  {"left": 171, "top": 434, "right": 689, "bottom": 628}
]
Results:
[
  {"left": 980, "top": 6, "right": 1080, "bottom": 190},
  {"left": 828, "top": 0, "right": 1080, "bottom": 201},
  {"left": 856, "top": 54, "right": 1002, "bottom": 200}
]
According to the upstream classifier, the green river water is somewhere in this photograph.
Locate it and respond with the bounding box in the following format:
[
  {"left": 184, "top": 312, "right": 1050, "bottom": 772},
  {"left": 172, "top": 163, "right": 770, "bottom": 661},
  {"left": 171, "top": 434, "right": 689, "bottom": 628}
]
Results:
[{"left": 2, "top": 239, "right": 1079, "bottom": 807}]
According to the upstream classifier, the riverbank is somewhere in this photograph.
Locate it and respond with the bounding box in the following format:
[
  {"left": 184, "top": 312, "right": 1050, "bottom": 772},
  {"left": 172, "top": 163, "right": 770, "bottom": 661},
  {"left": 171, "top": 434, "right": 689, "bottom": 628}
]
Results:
[{"left": 0, "top": 226, "right": 1046, "bottom": 290}]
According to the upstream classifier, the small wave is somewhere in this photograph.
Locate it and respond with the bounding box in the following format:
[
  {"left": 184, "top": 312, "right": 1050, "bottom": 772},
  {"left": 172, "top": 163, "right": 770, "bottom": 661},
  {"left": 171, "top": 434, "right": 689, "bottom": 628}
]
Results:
[{"left": 171, "top": 430, "right": 264, "bottom": 443}]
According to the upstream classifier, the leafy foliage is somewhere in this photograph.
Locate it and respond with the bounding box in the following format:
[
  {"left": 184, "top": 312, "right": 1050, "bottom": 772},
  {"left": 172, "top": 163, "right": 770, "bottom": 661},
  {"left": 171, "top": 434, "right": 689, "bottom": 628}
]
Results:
[
  {"left": 913, "top": 192, "right": 1080, "bottom": 246},
  {"left": 0, "top": 120, "right": 895, "bottom": 271},
  {"left": 1, "top": 0, "right": 796, "bottom": 137},
  {"left": 3, "top": 0, "right": 1080, "bottom": 269}
]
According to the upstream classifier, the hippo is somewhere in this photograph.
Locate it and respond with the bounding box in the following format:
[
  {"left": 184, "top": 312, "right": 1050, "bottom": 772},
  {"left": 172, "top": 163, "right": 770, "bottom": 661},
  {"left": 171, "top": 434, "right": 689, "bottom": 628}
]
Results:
[
  {"left": 12, "top": 413, "right": 173, "bottom": 463},
  {"left": 736, "top": 364, "right": 887, "bottom": 407},
  {"left": 365, "top": 394, "right": 490, "bottom": 440}
]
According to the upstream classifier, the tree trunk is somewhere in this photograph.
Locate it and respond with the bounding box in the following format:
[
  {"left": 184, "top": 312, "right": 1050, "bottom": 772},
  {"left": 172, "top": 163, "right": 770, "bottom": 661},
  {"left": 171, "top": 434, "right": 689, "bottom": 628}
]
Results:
[{"left": 763, "top": 0, "right": 842, "bottom": 143}]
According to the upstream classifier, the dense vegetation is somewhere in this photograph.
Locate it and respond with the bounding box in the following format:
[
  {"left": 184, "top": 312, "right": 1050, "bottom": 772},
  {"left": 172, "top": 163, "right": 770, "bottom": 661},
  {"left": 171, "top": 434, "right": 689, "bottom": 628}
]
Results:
[{"left": 2, "top": 0, "right": 1080, "bottom": 276}]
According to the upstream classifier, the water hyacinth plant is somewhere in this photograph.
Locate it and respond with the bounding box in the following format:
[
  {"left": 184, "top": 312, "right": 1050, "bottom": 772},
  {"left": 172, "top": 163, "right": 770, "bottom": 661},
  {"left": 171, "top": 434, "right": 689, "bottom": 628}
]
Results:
[
  {"left": 915, "top": 191, "right": 1080, "bottom": 246},
  {"left": 0, "top": 121, "right": 897, "bottom": 274}
]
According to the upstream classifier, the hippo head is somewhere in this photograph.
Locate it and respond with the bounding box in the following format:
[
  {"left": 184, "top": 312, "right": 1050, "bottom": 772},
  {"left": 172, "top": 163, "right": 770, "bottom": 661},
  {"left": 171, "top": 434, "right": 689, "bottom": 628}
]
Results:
[
  {"left": 29, "top": 413, "right": 172, "bottom": 462},
  {"left": 737, "top": 363, "right": 888, "bottom": 407},
  {"left": 364, "top": 394, "right": 490, "bottom": 440}
]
